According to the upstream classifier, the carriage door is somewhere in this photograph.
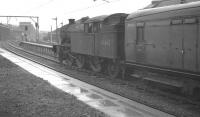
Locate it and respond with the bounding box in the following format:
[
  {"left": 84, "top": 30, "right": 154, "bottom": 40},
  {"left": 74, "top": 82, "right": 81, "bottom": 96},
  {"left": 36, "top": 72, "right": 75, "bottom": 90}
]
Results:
[
  {"left": 183, "top": 18, "right": 198, "bottom": 71},
  {"left": 170, "top": 19, "right": 183, "bottom": 69},
  {"left": 135, "top": 22, "right": 146, "bottom": 63}
]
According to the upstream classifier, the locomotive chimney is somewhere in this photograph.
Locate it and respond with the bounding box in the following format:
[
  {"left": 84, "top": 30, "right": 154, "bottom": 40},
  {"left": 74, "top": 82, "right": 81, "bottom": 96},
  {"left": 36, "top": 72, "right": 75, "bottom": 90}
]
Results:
[{"left": 69, "top": 19, "right": 75, "bottom": 24}]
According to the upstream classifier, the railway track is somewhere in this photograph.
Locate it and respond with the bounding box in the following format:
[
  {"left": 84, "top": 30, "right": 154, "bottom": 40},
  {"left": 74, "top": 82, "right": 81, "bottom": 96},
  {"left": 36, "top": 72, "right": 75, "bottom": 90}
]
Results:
[
  {"left": 0, "top": 41, "right": 176, "bottom": 117},
  {"left": 3, "top": 40, "right": 200, "bottom": 117}
]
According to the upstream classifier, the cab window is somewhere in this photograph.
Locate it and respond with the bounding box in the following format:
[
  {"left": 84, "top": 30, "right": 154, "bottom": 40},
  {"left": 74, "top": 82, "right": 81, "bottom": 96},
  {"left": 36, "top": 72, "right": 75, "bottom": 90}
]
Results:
[
  {"left": 88, "top": 23, "right": 92, "bottom": 33},
  {"left": 84, "top": 23, "right": 89, "bottom": 33},
  {"left": 84, "top": 22, "right": 102, "bottom": 33},
  {"left": 84, "top": 23, "right": 92, "bottom": 33},
  {"left": 93, "top": 22, "right": 101, "bottom": 33}
]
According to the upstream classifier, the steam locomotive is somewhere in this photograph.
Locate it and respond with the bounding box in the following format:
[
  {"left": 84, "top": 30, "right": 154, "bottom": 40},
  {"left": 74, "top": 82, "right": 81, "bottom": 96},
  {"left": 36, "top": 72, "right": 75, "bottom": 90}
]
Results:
[{"left": 53, "top": 2, "right": 200, "bottom": 95}]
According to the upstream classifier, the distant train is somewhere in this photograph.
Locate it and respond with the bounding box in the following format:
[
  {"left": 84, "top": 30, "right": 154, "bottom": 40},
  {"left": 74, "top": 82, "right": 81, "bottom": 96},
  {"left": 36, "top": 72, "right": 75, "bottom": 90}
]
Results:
[{"left": 53, "top": 2, "right": 200, "bottom": 95}]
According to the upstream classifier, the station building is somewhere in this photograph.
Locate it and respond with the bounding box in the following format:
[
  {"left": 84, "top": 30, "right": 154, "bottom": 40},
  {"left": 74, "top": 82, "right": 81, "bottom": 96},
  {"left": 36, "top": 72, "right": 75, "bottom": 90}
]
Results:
[{"left": 19, "top": 22, "right": 36, "bottom": 42}]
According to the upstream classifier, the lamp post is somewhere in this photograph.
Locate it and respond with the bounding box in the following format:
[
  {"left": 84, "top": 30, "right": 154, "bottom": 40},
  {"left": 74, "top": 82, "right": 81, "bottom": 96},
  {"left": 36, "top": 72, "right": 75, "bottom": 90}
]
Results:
[{"left": 36, "top": 17, "right": 39, "bottom": 42}]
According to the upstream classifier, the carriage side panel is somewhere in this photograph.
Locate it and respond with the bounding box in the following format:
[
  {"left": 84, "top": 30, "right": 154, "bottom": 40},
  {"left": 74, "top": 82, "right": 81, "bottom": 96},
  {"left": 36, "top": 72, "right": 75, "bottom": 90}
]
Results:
[{"left": 145, "top": 20, "right": 171, "bottom": 67}]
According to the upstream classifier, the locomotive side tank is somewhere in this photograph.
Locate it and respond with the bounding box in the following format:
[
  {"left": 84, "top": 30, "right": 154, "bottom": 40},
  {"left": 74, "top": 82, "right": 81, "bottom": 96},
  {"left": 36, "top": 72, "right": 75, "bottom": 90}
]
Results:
[
  {"left": 70, "top": 13, "right": 127, "bottom": 76},
  {"left": 125, "top": 2, "right": 200, "bottom": 75}
]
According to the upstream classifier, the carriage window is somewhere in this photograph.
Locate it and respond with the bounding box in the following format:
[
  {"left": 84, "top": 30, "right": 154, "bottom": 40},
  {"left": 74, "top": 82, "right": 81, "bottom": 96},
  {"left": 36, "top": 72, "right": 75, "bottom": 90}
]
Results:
[
  {"left": 184, "top": 18, "right": 197, "bottom": 24},
  {"left": 84, "top": 23, "right": 92, "bottom": 33},
  {"left": 136, "top": 27, "right": 144, "bottom": 44},
  {"left": 88, "top": 23, "right": 92, "bottom": 33},
  {"left": 171, "top": 19, "right": 182, "bottom": 25},
  {"left": 136, "top": 22, "right": 144, "bottom": 44}
]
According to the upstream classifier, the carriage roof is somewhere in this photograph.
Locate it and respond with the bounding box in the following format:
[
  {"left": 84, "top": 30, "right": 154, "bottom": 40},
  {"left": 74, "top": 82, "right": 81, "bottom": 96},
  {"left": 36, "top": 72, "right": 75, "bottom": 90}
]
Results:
[{"left": 127, "top": 1, "right": 200, "bottom": 21}]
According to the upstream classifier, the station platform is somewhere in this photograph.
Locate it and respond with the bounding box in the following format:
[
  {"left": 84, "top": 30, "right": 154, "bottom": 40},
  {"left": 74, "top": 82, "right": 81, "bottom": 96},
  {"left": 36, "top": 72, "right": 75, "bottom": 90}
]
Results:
[{"left": 0, "top": 48, "right": 175, "bottom": 117}]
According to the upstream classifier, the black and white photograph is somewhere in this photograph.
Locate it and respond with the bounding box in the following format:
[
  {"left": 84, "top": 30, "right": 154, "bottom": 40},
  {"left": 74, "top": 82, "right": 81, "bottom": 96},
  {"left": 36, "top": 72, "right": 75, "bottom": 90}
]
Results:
[{"left": 0, "top": 0, "right": 199, "bottom": 117}]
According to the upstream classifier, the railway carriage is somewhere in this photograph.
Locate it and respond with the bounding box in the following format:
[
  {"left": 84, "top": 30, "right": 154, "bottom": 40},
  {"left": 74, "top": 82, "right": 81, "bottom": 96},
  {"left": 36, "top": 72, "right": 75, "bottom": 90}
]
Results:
[
  {"left": 125, "top": 1, "right": 200, "bottom": 94},
  {"left": 125, "top": 1, "right": 200, "bottom": 75}
]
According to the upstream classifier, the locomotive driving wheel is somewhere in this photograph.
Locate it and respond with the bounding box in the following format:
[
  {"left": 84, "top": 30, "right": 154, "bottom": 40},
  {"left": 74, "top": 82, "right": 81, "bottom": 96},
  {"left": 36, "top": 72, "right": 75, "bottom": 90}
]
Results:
[
  {"left": 107, "top": 61, "right": 120, "bottom": 78},
  {"left": 89, "top": 57, "right": 102, "bottom": 72},
  {"left": 75, "top": 55, "right": 85, "bottom": 69}
]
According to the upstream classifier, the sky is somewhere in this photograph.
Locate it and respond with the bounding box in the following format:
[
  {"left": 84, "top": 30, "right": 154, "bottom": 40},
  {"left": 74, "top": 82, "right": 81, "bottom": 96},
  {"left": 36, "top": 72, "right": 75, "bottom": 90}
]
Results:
[{"left": 0, "top": 0, "right": 152, "bottom": 31}]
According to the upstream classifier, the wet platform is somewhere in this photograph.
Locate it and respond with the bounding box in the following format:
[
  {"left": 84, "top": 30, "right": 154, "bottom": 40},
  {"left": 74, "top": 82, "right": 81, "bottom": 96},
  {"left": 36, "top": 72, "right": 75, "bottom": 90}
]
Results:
[{"left": 0, "top": 48, "right": 175, "bottom": 117}]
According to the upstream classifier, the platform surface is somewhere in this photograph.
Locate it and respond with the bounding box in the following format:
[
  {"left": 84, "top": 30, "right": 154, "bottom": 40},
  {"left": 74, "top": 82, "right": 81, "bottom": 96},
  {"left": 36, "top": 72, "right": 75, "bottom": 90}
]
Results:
[{"left": 0, "top": 48, "right": 175, "bottom": 117}]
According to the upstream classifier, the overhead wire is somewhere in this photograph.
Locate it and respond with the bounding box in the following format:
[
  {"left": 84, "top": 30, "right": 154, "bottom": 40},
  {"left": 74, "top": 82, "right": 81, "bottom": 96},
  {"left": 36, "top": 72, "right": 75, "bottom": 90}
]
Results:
[
  {"left": 20, "top": 0, "right": 120, "bottom": 30},
  {"left": 64, "top": 0, "right": 120, "bottom": 15},
  {"left": 25, "top": 0, "right": 54, "bottom": 14}
]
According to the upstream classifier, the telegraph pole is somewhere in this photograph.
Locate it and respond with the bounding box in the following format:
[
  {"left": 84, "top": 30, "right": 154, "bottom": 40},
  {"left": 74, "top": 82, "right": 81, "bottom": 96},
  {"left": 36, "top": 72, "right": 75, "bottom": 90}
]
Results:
[
  {"left": 36, "top": 17, "right": 39, "bottom": 42},
  {"left": 52, "top": 17, "right": 58, "bottom": 44},
  {"left": 50, "top": 25, "right": 52, "bottom": 43},
  {"left": 56, "top": 17, "right": 58, "bottom": 44}
]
